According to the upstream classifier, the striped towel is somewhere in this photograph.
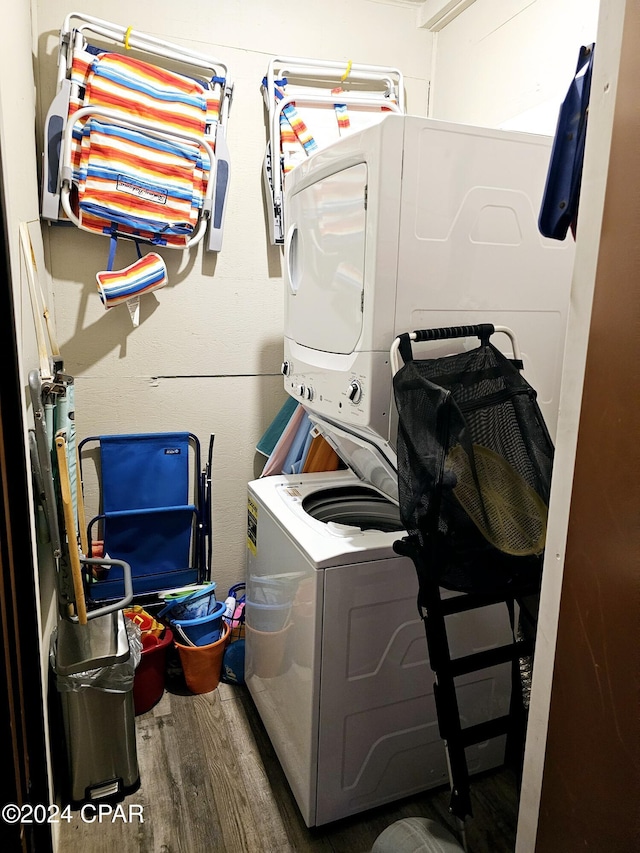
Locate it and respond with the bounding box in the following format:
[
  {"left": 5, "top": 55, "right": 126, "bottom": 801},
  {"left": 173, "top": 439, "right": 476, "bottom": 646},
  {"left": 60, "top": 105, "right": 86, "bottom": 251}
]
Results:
[
  {"left": 279, "top": 100, "right": 318, "bottom": 174},
  {"left": 268, "top": 78, "right": 319, "bottom": 175}
]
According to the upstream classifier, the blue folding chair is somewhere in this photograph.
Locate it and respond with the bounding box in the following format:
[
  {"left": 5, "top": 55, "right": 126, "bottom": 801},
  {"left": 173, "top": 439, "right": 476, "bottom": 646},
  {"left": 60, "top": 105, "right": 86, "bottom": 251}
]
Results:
[{"left": 79, "top": 432, "right": 212, "bottom": 600}]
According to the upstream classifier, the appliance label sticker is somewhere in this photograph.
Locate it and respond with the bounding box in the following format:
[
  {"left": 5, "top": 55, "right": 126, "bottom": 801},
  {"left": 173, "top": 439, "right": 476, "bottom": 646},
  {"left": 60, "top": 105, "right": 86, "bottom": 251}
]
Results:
[{"left": 247, "top": 497, "right": 258, "bottom": 555}]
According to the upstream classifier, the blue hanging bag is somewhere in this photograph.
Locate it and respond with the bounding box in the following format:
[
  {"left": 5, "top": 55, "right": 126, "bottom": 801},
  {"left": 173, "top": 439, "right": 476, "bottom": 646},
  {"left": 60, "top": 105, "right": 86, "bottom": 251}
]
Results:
[{"left": 538, "top": 43, "right": 595, "bottom": 240}]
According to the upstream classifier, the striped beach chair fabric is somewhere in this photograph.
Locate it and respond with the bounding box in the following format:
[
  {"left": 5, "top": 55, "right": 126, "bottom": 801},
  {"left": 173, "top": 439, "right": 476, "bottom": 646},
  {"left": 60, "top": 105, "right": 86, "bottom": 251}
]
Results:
[
  {"left": 261, "top": 57, "right": 404, "bottom": 243},
  {"left": 70, "top": 49, "right": 215, "bottom": 247},
  {"left": 270, "top": 76, "right": 349, "bottom": 175}
]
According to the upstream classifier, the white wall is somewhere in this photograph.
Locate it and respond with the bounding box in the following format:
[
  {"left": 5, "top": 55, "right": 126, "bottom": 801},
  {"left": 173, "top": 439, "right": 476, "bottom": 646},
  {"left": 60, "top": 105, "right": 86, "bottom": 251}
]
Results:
[
  {"left": 426, "top": 0, "right": 600, "bottom": 132},
  {"left": 33, "top": 0, "right": 432, "bottom": 597}
]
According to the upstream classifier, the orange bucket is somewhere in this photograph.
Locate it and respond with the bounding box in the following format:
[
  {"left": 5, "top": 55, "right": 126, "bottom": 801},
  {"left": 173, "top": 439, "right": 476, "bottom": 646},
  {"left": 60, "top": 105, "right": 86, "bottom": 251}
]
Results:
[{"left": 175, "top": 621, "right": 230, "bottom": 694}]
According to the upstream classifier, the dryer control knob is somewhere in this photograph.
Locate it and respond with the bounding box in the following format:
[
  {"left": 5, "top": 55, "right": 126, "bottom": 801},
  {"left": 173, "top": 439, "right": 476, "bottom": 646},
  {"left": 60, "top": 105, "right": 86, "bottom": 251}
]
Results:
[
  {"left": 347, "top": 380, "right": 362, "bottom": 405},
  {"left": 303, "top": 386, "right": 314, "bottom": 402},
  {"left": 296, "top": 384, "right": 306, "bottom": 397},
  {"left": 281, "top": 361, "right": 292, "bottom": 376}
]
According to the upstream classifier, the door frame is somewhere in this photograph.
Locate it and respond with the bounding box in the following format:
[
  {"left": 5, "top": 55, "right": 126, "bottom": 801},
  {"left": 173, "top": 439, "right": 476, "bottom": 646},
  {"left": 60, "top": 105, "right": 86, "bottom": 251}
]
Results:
[{"left": 0, "top": 143, "right": 53, "bottom": 853}]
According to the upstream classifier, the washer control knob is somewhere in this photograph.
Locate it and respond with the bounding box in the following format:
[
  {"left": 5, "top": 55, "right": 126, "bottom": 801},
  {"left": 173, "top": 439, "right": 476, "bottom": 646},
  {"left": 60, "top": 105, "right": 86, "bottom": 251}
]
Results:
[
  {"left": 347, "top": 380, "right": 362, "bottom": 405},
  {"left": 295, "top": 384, "right": 306, "bottom": 397},
  {"left": 281, "top": 361, "right": 292, "bottom": 376},
  {"left": 303, "top": 386, "right": 314, "bottom": 402}
]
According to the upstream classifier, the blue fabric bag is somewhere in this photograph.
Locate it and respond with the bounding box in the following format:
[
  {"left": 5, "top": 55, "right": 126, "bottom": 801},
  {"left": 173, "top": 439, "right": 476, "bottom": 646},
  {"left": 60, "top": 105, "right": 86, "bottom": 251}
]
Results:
[{"left": 538, "top": 43, "right": 595, "bottom": 240}]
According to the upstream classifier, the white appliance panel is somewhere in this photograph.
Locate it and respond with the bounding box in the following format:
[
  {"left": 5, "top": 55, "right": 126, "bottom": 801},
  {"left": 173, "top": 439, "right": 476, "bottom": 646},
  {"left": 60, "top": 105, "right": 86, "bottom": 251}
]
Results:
[
  {"left": 245, "top": 472, "right": 513, "bottom": 827},
  {"left": 284, "top": 114, "right": 405, "bottom": 356},
  {"left": 245, "top": 486, "right": 322, "bottom": 825},
  {"left": 317, "top": 557, "right": 512, "bottom": 824},
  {"left": 394, "top": 120, "right": 572, "bottom": 439}
]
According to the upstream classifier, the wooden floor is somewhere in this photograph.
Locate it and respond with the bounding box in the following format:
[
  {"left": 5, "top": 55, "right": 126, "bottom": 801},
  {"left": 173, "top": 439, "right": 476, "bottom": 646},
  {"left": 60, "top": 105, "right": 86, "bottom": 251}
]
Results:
[{"left": 58, "top": 665, "right": 519, "bottom": 853}]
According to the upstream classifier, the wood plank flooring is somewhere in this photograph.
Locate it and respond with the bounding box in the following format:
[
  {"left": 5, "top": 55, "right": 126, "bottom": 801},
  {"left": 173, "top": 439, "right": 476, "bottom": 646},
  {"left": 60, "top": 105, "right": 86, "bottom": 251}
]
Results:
[{"left": 57, "top": 662, "right": 519, "bottom": 853}]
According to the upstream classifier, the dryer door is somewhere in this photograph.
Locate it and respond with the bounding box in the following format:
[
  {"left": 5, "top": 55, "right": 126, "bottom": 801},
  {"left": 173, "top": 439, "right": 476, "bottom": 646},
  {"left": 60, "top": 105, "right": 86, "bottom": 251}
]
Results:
[{"left": 285, "top": 163, "right": 367, "bottom": 355}]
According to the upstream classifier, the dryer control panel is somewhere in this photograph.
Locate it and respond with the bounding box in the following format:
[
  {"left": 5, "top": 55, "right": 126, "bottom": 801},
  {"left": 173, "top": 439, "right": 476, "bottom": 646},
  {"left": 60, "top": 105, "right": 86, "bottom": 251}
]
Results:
[{"left": 281, "top": 340, "right": 393, "bottom": 444}]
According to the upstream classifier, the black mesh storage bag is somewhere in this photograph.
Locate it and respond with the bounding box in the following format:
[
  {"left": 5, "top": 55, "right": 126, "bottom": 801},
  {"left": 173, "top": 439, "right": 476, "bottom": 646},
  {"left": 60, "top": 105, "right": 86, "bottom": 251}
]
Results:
[{"left": 393, "top": 327, "right": 554, "bottom": 596}]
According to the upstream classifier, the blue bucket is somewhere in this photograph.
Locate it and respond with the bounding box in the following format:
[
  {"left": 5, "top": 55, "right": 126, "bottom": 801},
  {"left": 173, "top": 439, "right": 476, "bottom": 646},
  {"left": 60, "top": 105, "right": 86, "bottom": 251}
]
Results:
[
  {"left": 162, "top": 583, "right": 216, "bottom": 604},
  {"left": 159, "top": 584, "right": 225, "bottom": 646},
  {"left": 159, "top": 583, "right": 216, "bottom": 620},
  {"left": 170, "top": 600, "right": 226, "bottom": 646}
]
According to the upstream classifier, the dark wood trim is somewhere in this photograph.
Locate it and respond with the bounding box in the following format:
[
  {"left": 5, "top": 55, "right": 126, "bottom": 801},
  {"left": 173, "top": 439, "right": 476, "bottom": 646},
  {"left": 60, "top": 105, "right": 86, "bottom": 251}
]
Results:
[
  {"left": 0, "top": 145, "right": 52, "bottom": 853},
  {"left": 536, "top": 4, "right": 640, "bottom": 850}
]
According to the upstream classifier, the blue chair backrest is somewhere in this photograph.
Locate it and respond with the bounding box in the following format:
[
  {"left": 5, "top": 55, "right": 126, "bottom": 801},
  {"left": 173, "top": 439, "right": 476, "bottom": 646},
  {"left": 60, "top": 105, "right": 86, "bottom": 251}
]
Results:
[{"left": 87, "top": 432, "right": 200, "bottom": 599}]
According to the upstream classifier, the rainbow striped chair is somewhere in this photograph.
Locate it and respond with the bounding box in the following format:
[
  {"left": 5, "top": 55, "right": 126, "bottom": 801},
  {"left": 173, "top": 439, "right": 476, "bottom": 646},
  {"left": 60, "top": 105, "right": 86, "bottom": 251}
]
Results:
[
  {"left": 42, "top": 14, "right": 233, "bottom": 320},
  {"left": 261, "top": 56, "right": 405, "bottom": 244}
]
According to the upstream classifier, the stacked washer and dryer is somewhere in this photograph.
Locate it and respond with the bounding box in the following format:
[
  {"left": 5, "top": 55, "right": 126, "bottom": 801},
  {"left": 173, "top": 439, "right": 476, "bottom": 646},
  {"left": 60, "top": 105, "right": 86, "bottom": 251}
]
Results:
[{"left": 245, "top": 114, "right": 574, "bottom": 827}]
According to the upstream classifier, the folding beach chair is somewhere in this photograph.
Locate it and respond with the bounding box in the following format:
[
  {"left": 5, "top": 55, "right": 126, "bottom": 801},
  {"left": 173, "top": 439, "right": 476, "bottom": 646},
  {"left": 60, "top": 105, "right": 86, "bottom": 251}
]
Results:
[
  {"left": 390, "top": 324, "right": 554, "bottom": 838},
  {"left": 261, "top": 55, "right": 404, "bottom": 243},
  {"left": 79, "top": 432, "right": 213, "bottom": 602},
  {"left": 42, "top": 14, "right": 233, "bottom": 316}
]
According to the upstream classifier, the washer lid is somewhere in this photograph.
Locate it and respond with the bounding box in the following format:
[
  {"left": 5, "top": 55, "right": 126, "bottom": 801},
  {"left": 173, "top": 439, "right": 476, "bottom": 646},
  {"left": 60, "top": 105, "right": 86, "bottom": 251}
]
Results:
[{"left": 309, "top": 415, "right": 398, "bottom": 503}]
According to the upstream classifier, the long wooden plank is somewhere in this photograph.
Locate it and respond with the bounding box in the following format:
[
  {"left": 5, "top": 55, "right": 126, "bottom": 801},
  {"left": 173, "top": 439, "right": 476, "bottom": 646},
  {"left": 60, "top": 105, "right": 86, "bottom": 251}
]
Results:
[{"left": 55, "top": 434, "right": 87, "bottom": 625}]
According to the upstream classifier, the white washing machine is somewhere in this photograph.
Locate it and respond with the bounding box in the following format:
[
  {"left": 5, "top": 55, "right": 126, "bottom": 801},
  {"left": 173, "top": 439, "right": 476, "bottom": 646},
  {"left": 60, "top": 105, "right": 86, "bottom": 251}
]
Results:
[{"left": 245, "top": 469, "right": 515, "bottom": 827}]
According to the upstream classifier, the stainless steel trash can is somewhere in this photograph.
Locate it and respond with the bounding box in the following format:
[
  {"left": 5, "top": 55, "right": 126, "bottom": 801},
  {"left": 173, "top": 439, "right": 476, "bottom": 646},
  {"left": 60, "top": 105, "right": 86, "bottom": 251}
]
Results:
[{"left": 53, "top": 611, "right": 140, "bottom": 804}]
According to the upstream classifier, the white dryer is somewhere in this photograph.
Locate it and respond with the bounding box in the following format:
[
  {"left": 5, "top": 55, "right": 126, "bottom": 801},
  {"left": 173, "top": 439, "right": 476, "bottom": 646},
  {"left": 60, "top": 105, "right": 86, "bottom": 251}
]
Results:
[{"left": 245, "top": 469, "right": 515, "bottom": 827}]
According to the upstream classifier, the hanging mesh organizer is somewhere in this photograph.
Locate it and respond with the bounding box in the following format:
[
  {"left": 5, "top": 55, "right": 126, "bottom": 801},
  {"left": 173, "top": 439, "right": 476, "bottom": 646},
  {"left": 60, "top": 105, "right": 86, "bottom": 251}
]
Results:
[{"left": 393, "top": 327, "right": 554, "bottom": 595}]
